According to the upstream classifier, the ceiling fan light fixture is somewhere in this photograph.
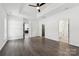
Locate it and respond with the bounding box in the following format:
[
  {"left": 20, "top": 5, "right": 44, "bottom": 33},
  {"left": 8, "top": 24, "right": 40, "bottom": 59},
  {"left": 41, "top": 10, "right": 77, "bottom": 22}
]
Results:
[{"left": 37, "top": 7, "right": 40, "bottom": 10}]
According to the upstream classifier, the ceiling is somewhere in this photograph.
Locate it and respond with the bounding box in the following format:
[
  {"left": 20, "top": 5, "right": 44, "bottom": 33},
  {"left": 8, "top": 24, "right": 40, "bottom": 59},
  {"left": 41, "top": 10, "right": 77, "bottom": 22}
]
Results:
[
  {"left": 37, "top": 3, "right": 79, "bottom": 18},
  {"left": 2, "top": 3, "right": 22, "bottom": 14},
  {"left": 1, "top": 3, "right": 79, "bottom": 19},
  {"left": 1, "top": 3, "right": 51, "bottom": 19},
  {"left": 1, "top": 3, "right": 37, "bottom": 19}
]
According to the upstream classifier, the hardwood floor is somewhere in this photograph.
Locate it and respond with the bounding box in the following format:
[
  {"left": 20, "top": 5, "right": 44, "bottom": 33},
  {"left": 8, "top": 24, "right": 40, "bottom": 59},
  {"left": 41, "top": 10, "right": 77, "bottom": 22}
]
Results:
[{"left": 0, "top": 36, "right": 79, "bottom": 56}]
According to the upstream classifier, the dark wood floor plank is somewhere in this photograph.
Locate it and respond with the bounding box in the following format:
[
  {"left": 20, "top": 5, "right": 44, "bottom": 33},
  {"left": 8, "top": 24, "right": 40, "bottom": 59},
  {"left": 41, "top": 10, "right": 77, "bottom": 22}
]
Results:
[{"left": 0, "top": 37, "right": 79, "bottom": 56}]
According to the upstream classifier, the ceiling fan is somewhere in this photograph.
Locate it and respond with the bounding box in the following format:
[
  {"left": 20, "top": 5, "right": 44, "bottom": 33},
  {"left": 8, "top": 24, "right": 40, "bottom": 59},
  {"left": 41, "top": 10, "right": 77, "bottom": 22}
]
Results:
[{"left": 29, "top": 3, "right": 45, "bottom": 12}]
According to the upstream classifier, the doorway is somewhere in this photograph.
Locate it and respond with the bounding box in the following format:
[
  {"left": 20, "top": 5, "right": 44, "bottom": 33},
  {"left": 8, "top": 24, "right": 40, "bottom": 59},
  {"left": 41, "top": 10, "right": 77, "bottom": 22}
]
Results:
[
  {"left": 23, "top": 23, "right": 30, "bottom": 39},
  {"left": 42, "top": 24, "right": 45, "bottom": 37}
]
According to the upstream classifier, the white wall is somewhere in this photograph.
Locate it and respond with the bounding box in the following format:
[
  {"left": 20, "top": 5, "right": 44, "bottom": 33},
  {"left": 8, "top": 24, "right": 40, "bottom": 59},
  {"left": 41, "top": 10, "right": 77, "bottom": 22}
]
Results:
[
  {"left": 8, "top": 15, "right": 23, "bottom": 40},
  {"left": 39, "top": 16, "right": 58, "bottom": 41},
  {"left": 39, "top": 6, "right": 79, "bottom": 47},
  {"left": 0, "top": 5, "right": 7, "bottom": 50},
  {"left": 31, "top": 20, "right": 39, "bottom": 37}
]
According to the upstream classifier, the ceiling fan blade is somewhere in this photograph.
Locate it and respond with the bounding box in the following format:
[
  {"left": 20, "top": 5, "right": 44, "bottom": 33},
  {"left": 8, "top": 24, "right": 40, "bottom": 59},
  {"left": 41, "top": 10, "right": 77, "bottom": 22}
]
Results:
[
  {"left": 38, "top": 9, "right": 40, "bottom": 12},
  {"left": 37, "top": 3, "right": 40, "bottom": 6},
  {"left": 40, "top": 3, "right": 45, "bottom": 6},
  {"left": 29, "top": 5, "right": 37, "bottom": 7}
]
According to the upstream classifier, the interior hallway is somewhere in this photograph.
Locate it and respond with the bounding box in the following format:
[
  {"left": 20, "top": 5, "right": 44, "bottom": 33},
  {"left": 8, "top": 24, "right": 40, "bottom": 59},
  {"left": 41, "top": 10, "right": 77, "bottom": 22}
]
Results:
[{"left": 0, "top": 37, "right": 79, "bottom": 56}]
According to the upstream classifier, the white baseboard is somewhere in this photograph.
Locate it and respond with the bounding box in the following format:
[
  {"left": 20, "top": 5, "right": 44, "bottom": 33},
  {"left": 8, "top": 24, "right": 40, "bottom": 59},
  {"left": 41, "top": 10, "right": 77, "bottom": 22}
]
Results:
[
  {"left": 8, "top": 35, "right": 23, "bottom": 40},
  {"left": 0, "top": 39, "right": 7, "bottom": 51}
]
